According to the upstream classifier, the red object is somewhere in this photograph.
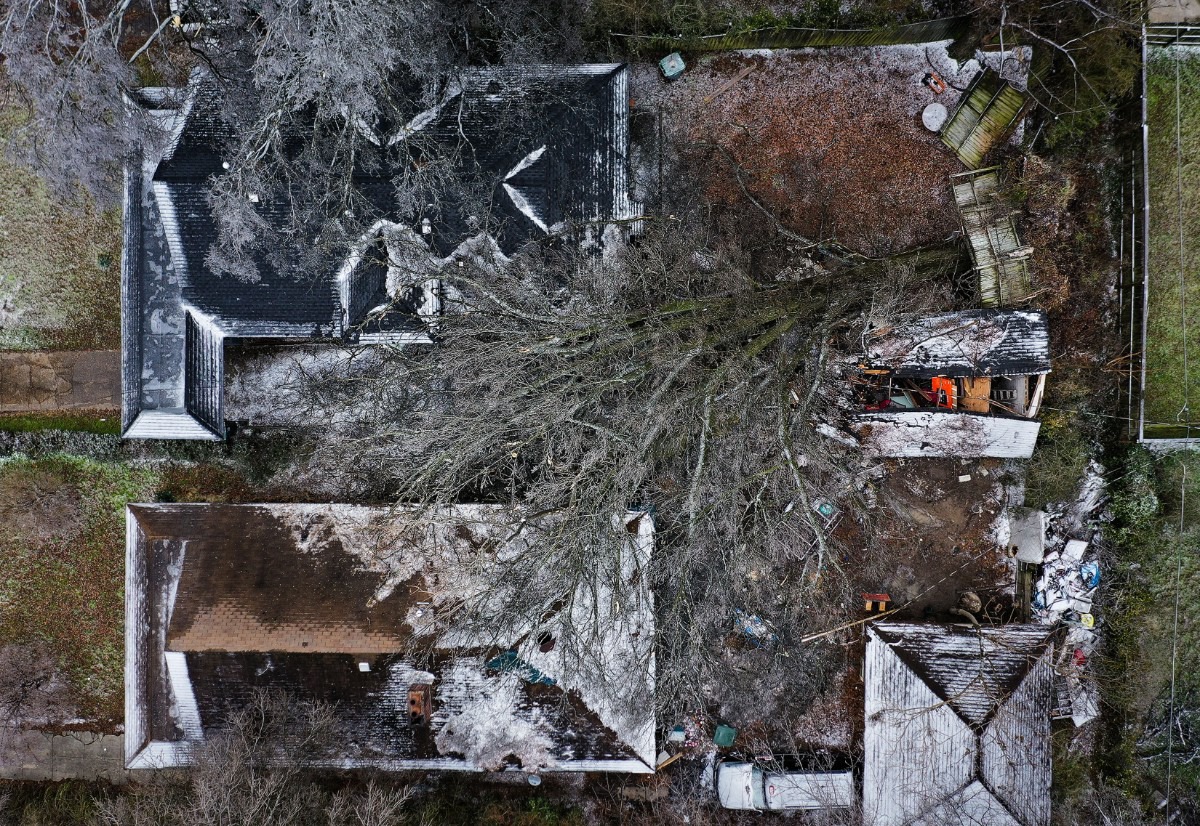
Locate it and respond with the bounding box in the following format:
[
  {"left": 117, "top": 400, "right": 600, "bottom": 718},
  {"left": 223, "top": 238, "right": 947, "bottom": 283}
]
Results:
[
  {"left": 931, "top": 377, "right": 956, "bottom": 409},
  {"left": 923, "top": 72, "right": 947, "bottom": 94},
  {"left": 408, "top": 684, "right": 433, "bottom": 726},
  {"left": 1072, "top": 649, "right": 1088, "bottom": 667}
]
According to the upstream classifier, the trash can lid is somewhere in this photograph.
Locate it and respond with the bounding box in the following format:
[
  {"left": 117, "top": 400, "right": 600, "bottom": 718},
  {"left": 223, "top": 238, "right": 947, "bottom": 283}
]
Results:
[{"left": 922, "top": 102, "right": 948, "bottom": 132}]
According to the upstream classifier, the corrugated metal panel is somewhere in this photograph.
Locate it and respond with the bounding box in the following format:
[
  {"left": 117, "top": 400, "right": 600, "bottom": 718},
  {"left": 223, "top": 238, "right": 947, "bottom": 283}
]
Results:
[
  {"left": 853, "top": 410, "right": 1041, "bottom": 458},
  {"left": 940, "top": 70, "right": 1029, "bottom": 169},
  {"left": 950, "top": 168, "right": 1035, "bottom": 306},
  {"left": 865, "top": 310, "right": 1050, "bottom": 378},
  {"left": 982, "top": 648, "right": 1054, "bottom": 826},
  {"left": 865, "top": 624, "right": 1053, "bottom": 826}
]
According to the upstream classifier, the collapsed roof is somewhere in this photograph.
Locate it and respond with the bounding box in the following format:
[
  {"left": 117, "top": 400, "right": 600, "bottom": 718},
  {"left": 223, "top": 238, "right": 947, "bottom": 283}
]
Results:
[
  {"left": 864, "top": 310, "right": 1050, "bottom": 379},
  {"left": 122, "top": 65, "right": 638, "bottom": 440},
  {"left": 125, "top": 504, "right": 655, "bottom": 773},
  {"left": 852, "top": 410, "right": 1042, "bottom": 459},
  {"left": 864, "top": 621, "right": 1055, "bottom": 826}
]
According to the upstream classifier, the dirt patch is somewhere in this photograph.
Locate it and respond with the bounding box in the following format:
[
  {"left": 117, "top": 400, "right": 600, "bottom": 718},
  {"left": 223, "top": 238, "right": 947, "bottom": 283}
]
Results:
[
  {"left": 636, "top": 47, "right": 963, "bottom": 256},
  {"left": 852, "top": 457, "right": 1016, "bottom": 620}
]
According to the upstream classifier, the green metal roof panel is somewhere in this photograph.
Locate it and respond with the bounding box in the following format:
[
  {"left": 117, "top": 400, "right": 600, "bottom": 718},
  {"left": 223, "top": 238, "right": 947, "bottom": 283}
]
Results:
[{"left": 940, "top": 71, "right": 1028, "bottom": 169}]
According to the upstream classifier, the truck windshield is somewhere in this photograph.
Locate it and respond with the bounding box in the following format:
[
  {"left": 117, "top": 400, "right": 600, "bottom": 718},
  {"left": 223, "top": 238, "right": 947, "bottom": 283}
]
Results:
[{"left": 751, "top": 767, "right": 767, "bottom": 810}]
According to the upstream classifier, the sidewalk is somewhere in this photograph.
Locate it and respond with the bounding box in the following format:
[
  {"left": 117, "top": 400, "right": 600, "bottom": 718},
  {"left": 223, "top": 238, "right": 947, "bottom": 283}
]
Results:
[
  {"left": 0, "top": 729, "right": 127, "bottom": 783},
  {"left": 0, "top": 351, "right": 120, "bottom": 413}
]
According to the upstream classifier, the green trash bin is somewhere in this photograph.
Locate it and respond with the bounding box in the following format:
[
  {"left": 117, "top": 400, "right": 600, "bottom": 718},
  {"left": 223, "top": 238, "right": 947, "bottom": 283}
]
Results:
[
  {"left": 659, "top": 52, "right": 686, "bottom": 80},
  {"left": 712, "top": 724, "right": 737, "bottom": 748}
]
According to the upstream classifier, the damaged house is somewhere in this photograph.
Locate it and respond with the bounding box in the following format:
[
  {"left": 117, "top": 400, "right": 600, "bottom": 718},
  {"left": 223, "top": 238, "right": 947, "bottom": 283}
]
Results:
[
  {"left": 864, "top": 621, "right": 1055, "bottom": 826},
  {"left": 125, "top": 503, "right": 655, "bottom": 772},
  {"left": 851, "top": 309, "right": 1050, "bottom": 458},
  {"left": 122, "top": 65, "right": 638, "bottom": 440}
]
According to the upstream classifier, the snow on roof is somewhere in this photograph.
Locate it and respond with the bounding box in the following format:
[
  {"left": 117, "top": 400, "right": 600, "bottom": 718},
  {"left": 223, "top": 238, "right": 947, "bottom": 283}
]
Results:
[
  {"left": 853, "top": 410, "right": 1041, "bottom": 458},
  {"left": 864, "top": 310, "right": 1049, "bottom": 378},
  {"left": 864, "top": 622, "right": 1054, "bottom": 826},
  {"left": 125, "top": 504, "right": 655, "bottom": 773},
  {"left": 123, "top": 65, "right": 638, "bottom": 440}
]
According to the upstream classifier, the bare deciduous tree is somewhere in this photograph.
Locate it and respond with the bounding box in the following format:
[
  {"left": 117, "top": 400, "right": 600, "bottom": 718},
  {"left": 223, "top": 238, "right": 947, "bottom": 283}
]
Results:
[{"left": 94, "top": 688, "right": 413, "bottom": 826}]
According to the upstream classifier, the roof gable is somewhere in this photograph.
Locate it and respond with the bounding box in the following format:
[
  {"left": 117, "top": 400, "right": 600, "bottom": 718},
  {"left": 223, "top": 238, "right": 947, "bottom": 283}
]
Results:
[{"left": 864, "top": 623, "right": 1054, "bottom": 826}]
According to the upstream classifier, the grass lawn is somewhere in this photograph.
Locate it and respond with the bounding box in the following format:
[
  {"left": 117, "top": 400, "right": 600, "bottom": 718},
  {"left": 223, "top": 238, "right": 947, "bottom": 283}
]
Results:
[
  {"left": 0, "top": 104, "right": 121, "bottom": 351},
  {"left": 0, "top": 456, "right": 156, "bottom": 725},
  {"left": 1144, "top": 48, "right": 1200, "bottom": 428}
]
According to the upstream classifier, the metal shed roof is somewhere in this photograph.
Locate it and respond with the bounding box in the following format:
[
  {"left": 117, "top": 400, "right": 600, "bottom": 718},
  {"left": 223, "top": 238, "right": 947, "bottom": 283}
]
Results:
[
  {"left": 940, "top": 69, "right": 1029, "bottom": 169},
  {"left": 864, "top": 309, "right": 1050, "bottom": 378},
  {"left": 864, "top": 622, "right": 1054, "bottom": 826}
]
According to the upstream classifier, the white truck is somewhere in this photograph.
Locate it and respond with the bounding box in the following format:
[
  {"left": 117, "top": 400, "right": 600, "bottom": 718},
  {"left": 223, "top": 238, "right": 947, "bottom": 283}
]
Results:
[{"left": 715, "top": 760, "right": 854, "bottom": 812}]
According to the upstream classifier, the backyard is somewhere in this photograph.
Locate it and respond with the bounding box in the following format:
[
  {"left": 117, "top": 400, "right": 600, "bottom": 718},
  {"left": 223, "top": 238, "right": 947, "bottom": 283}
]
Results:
[
  {"left": 1144, "top": 47, "right": 1200, "bottom": 433},
  {"left": 0, "top": 98, "right": 122, "bottom": 351}
]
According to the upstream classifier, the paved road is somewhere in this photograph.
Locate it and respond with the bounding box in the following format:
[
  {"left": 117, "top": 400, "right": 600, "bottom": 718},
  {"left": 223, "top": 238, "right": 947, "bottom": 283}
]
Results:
[
  {"left": 0, "top": 729, "right": 126, "bottom": 783},
  {"left": 0, "top": 350, "right": 120, "bottom": 413}
]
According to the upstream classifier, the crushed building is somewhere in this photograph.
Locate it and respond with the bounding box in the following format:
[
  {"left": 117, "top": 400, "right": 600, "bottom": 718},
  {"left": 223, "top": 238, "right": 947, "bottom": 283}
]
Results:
[
  {"left": 125, "top": 503, "right": 655, "bottom": 772},
  {"left": 851, "top": 309, "right": 1050, "bottom": 458}
]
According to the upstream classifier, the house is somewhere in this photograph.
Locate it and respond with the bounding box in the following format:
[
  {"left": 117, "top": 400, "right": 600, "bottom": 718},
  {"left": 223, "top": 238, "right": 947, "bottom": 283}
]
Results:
[
  {"left": 122, "top": 65, "right": 638, "bottom": 440},
  {"left": 124, "top": 503, "right": 656, "bottom": 772},
  {"left": 851, "top": 309, "right": 1050, "bottom": 458},
  {"left": 863, "top": 621, "right": 1055, "bottom": 826},
  {"left": 951, "top": 167, "right": 1034, "bottom": 306}
]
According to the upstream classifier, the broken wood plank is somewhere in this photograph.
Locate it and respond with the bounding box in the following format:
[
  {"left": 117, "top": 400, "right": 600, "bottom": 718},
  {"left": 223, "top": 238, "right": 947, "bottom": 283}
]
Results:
[{"left": 703, "top": 65, "right": 755, "bottom": 105}]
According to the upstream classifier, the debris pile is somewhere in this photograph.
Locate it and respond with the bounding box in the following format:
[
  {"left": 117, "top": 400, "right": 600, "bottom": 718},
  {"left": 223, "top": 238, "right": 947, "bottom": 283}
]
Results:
[
  {"left": 1035, "top": 537, "right": 1102, "bottom": 728},
  {"left": 1032, "top": 538, "right": 1100, "bottom": 625}
]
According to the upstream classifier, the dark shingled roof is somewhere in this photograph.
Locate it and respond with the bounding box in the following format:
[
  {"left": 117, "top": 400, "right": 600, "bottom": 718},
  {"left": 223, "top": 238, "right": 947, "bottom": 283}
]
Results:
[
  {"left": 863, "top": 310, "right": 1050, "bottom": 379},
  {"left": 125, "top": 504, "right": 656, "bottom": 773},
  {"left": 122, "top": 65, "right": 636, "bottom": 440}
]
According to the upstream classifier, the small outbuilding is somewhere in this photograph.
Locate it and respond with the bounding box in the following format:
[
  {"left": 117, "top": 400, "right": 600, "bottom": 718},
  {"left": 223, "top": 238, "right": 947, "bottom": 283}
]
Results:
[
  {"left": 851, "top": 310, "right": 1050, "bottom": 458},
  {"left": 864, "top": 621, "right": 1055, "bottom": 826}
]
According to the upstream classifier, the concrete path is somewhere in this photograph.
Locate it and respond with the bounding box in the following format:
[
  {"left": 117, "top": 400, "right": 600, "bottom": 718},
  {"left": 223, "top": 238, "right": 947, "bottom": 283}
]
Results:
[
  {"left": 1150, "top": 0, "right": 1200, "bottom": 23},
  {"left": 0, "top": 350, "right": 120, "bottom": 413},
  {"left": 0, "top": 729, "right": 127, "bottom": 783}
]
